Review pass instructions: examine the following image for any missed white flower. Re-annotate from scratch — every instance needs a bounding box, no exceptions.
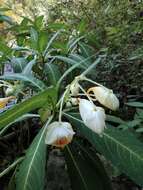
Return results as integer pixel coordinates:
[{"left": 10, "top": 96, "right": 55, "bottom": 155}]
[
  {"left": 88, "top": 86, "right": 119, "bottom": 111},
  {"left": 5, "top": 86, "right": 14, "bottom": 96},
  {"left": 45, "top": 121, "right": 75, "bottom": 148},
  {"left": 79, "top": 99, "right": 106, "bottom": 135},
  {"left": 70, "top": 81, "right": 79, "bottom": 96}
]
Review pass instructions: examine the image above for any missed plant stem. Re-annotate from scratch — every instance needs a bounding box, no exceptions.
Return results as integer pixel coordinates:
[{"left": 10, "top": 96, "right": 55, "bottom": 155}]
[
  {"left": 58, "top": 87, "right": 69, "bottom": 122},
  {"left": 80, "top": 57, "right": 101, "bottom": 76},
  {"left": 0, "top": 157, "right": 24, "bottom": 178},
  {"left": 82, "top": 77, "right": 104, "bottom": 87},
  {"left": 78, "top": 84, "right": 93, "bottom": 103}
]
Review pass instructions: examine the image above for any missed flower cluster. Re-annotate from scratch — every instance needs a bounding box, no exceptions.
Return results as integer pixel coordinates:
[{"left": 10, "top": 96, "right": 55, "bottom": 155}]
[
  {"left": 45, "top": 76, "right": 119, "bottom": 148},
  {"left": 79, "top": 85, "right": 119, "bottom": 135}
]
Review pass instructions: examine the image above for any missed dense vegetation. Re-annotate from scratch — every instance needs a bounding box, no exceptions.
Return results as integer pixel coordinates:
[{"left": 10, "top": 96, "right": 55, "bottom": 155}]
[{"left": 0, "top": 1, "right": 143, "bottom": 190}]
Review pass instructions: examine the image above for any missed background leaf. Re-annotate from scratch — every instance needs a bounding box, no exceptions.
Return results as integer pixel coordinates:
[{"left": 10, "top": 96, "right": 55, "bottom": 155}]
[
  {"left": 125, "top": 102, "right": 143, "bottom": 108},
  {"left": 65, "top": 112, "right": 143, "bottom": 187},
  {"left": 0, "top": 87, "right": 57, "bottom": 129},
  {"left": 16, "top": 117, "right": 53, "bottom": 190},
  {"left": 0, "top": 73, "right": 46, "bottom": 90},
  {"left": 64, "top": 142, "right": 113, "bottom": 190}
]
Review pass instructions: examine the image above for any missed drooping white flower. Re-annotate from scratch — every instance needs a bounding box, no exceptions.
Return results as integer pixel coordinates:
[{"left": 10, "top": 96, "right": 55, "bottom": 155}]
[
  {"left": 79, "top": 99, "right": 106, "bottom": 135},
  {"left": 45, "top": 121, "right": 75, "bottom": 148},
  {"left": 88, "top": 86, "right": 119, "bottom": 111}
]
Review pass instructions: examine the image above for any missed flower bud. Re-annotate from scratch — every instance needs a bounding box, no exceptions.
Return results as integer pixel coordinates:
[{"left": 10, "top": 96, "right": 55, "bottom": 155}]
[
  {"left": 70, "top": 81, "right": 79, "bottom": 96},
  {"left": 79, "top": 99, "right": 106, "bottom": 135},
  {"left": 66, "top": 101, "right": 72, "bottom": 108},
  {"left": 88, "top": 86, "right": 119, "bottom": 111},
  {"left": 45, "top": 121, "right": 75, "bottom": 148},
  {"left": 5, "top": 86, "right": 15, "bottom": 96},
  {"left": 71, "top": 98, "right": 78, "bottom": 105}
]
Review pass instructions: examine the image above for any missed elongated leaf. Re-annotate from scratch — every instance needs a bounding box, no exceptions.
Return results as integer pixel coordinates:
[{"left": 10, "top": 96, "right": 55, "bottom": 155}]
[
  {"left": 45, "top": 63, "right": 61, "bottom": 85},
  {"left": 0, "top": 73, "right": 46, "bottom": 90},
  {"left": 23, "top": 58, "right": 36, "bottom": 75},
  {"left": 11, "top": 57, "right": 27, "bottom": 73},
  {"left": 47, "top": 23, "right": 68, "bottom": 30},
  {"left": 0, "top": 15, "right": 13, "bottom": 24},
  {"left": 16, "top": 117, "right": 53, "bottom": 190},
  {"left": 67, "top": 36, "right": 84, "bottom": 52},
  {"left": 125, "top": 102, "right": 143, "bottom": 108},
  {"left": 0, "top": 87, "right": 57, "bottom": 129},
  {"left": 44, "top": 30, "right": 61, "bottom": 56},
  {"left": 30, "top": 27, "right": 38, "bottom": 50},
  {"left": 0, "top": 114, "right": 40, "bottom": 136},
  {"left": 78, "top": 42, "right": 94, "bottom": 59},
  {"left": 106, "top": 114, "right": 125, "bottom": 124},
  {"left": 38, "top": 31, "right": 49, "bottom": 53},
  {"left": 0, "top": 157, "right": 24, "bottom": 178},
  {"left": 64, "top": 142, "right": 112, "bottom": 190},
  {"left": 69, "top": 54, "right": 89, "bottom": 68},
  {"left": 34, "top": 16, "right": 44, "bottom": 29},
  {"left": 64, "top": 112, "right": 143, "bottom": 186},
  {"left": 53, "top": 55, "right": 86, "bottom": 69}
]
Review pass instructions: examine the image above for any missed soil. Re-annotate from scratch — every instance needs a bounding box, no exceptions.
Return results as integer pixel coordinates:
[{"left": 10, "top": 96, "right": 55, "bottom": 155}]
[{"left": 45, "top": 149, "right": 72, "bottom": 190}]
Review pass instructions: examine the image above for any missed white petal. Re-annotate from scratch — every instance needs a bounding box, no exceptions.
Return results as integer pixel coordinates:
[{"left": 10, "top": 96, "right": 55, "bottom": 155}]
[
  {"left": 89, "top": 86, "right": 119, "bottom": 111},
  {"left": 79, "top": 99, "right": 106, "bottom": 135},
  {"left": 45, "top": 121, "right": 75, "bottom": 147},
  {"left": 79, "top": 99, "right": 95, "bottom": 123},
  {"left": 85, "top": 108, "right": 106, "bottom": 134}
]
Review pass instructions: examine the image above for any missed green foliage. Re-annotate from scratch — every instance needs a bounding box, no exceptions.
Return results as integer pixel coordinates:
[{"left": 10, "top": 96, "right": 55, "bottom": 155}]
[
  {"left": 16, "top": 117, "right": 52, "bottom": 190},
  {"left": 0, "top": 2, "right": 143, "bottom": 189},
  {"left": 64, "top": 112, "right": 143, "bottom": 186},
  {"left": 0, "top": 87, "right": 57, "bottom": 129},
  {"left": 64, "top": 142, "right": 113, "bottom": 190}
]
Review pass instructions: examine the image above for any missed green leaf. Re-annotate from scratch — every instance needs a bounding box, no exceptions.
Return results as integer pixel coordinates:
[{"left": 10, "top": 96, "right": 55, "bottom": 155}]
[
  {"left": 11, "top": 57, "right": 27, "bottom": 73},
  {"left": 64, "top": 112, "right": 143, "bottom": 187},
  {"left": 0, "top": 114, "right": 40, "bottom": 136},
  {"left": 0, "top": 15, "right": 13, "bottom": 24},
  {"left": 16, "top": 117, "right": 53, "bottom": 190},
  {"left": 106, "top": 115, "right": 125, "bottom": 124},
  {"left": 30, "top": 27, "right": 38, "bottom": 50},
  {"left": 45, "top": 62, "right": 61, "bottom": 85},
  {"left": 34, "top": 16, "right": 44, "bottom": 30},
  {"left": 0, "top": 73, "right": 46, "bottom": 90},
  {"left": 23, "top": 58, "right": 36, "bottom": 75},
  {"left": 77, "top": 20, "right": 88, "bottom": 34},
  {"left": 43, "top": 30, "right": 61, "bottom": 56},
  {"left": 64, "top": 142, "right": 112, "bottom": 190},
  {"left": 69, "top": 54, "right": 90, "bottom": 68},
  {"left": 0, "top": 40, "right": 12, "bottom": 55},
  {"left": 54, "top": 55, "right": 86, "bottom": 69},
  {"left": 125, "top": 102, "right": 143, "bottom": 108},
  {"left": 67, "top": 36, "right": 84, "bottom": 52},
  {"left": 38, "top": 31, "right": 49, "bottom": 53},
  {"left": 136, "top": 128, "right": 143, "bottom": 133},
  {"left": 47, "top": 23, "right": 68, "bottom": 30},
  {"left": 118, "top": 119, "right": 141, "bottom": 130},
  {"left": 0, "top": 157, "right": 24, "bottom": 178},
  {"left": 0, "top": 87, "right": 57, "bottom": 129},
  {"left": 78, "top": 42, "right": 94, "bottom": 59}
]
